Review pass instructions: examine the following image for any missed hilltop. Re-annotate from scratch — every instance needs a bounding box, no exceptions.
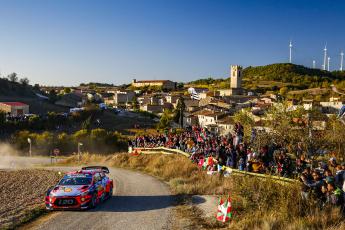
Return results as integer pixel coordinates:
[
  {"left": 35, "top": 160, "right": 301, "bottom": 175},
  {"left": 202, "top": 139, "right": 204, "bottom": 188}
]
[
  {"left": 188, "top": 63, "right": 345, "bottom": 93},
  {"left": 0, "top": 77, "right": 68, "bottom": 114},
  {"left": 0, "top": 78, "right": 36, "bottom": 97}
]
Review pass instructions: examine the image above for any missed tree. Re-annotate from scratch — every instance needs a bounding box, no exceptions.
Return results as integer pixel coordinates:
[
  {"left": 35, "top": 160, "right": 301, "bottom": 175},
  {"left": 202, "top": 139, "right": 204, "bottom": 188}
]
[
  {"left": 64, "top": 88, "right": 71, "bottom": 94},
  {"left": 82, "top": 116, "right": 92, "bottom": 131},
  {"left": 0, "top": 111, "right": 6, "bottom": 126},
  {"left": 177, "top": 82, "right": 184, "bottom": 90},
  {"left": 13, "top": 130, "right": 32, "bottom": 149},
  {"left": 263, "top": 103, "right": 304, "bottom": 148},
  {"left": 321, "top": 81, "right": 330, "bottom": 88},
  {"left": 28, "top": 115, "right": 42, "bottom": 130},
  {"left": 19, "top": 77, "right": 29, "bottom": 86},
  {"left": 7, "top": 73, "right": 18, "bottom": 82},
  {"left": 90, "top": 128, "right": 107, "bottom": 142},
  {"left": 325, "top": 116, "right": 345, "bottom": 159},
  {"left": 132, "top": 96, "right": 139, "bottom": 111},
  {"left": 73, "top": 129, "right": 89, "bottom": 143},
  {"left": 258, "top": 103, "right": 327, "bottom": 158},
  {"left": 57, "top": 132, "right": 70, "bottom": 152},
  {"left": 36, "top": 131, "right": 54, "bottom": 151},
  {"left": 48, "top": 90, "right": 58, "bottom": 103},
  {"left": 33, "top": 84, "right": 40, "bottom": 91},
  {"left": 279, "top": 87, "right": 288, "bottom": 95},
  {"left": 157, "top": 110, "right": 173, "bottom": 129},
  {"left": 233, "top": 109, "right": 254, "bottom": 141},
  {"left": 174, "top": 97, "right": 186, "bottom": 128}
]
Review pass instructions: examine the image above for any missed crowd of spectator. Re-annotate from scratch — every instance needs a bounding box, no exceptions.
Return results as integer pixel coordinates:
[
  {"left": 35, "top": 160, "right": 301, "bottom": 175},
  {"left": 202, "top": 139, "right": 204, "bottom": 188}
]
[
  {"left": 129, "top": 124, "right": 345, "bottom": 212},
  {"left": 130, "top": 124, "right": 299, "bottom": 176}
]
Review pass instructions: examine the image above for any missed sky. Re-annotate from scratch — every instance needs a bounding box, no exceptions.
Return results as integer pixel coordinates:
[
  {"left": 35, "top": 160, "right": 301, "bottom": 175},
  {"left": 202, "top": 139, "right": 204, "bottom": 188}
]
[{"left": 0, "top": 0, "right": 344, "bottom": 86}]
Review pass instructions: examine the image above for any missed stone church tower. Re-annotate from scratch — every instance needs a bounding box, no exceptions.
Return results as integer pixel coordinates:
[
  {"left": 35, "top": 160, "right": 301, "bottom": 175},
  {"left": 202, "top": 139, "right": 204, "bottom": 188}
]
[{"left": 230, "top": 65, "right": 243, "bottom": 95}]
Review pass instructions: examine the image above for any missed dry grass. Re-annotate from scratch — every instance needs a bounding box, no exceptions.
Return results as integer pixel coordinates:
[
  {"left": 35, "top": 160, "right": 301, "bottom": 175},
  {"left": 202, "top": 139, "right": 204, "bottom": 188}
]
[{"left": 61, "top": 153, "right": 344, "bottom": 230}]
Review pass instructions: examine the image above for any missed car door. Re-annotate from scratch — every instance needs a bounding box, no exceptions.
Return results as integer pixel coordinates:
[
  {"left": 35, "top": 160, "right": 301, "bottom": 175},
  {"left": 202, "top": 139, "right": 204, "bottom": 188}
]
[
  {"left": 94, "top": 173, "right": 103, "bottom": 198},
  {"left": 100, "top": 172, "right": 108, "bottom": 194}
]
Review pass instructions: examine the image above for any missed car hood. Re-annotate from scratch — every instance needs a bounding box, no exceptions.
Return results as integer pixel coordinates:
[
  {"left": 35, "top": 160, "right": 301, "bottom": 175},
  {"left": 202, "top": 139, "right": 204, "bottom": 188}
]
[{"left": 51, "top": 185, "right": 89, "bottom": 197}]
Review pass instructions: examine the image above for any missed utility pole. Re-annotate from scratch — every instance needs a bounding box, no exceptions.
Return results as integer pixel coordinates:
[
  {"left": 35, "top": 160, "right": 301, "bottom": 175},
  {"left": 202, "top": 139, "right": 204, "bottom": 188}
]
[
  {"left": 27, "top": 138, "right": 32, "bottom": 157},
  {"left": 78, "top": 142, "right": 83, "bottom": 163}
]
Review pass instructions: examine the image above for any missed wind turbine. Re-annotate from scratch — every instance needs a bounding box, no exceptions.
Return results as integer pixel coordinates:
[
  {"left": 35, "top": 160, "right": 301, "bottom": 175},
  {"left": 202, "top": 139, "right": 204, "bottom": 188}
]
[
  {"left": 327, "top": 56, "right": 331, "bottom": 71},
  {"left": 289, "top": 40, "right": 293, "bottom": 63},
  {"left": 341, "top": 51, "right": 344, "bottom": 71},
  {"left": 312, "top": 60, "right": 316, "bottom": 69},
  {"left": 323, "top": 44, "right": 327, "bottom": 70}
]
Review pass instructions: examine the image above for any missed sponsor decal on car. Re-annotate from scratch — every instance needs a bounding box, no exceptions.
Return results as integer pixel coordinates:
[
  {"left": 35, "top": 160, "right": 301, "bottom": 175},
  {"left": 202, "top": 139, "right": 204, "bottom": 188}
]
[
  {"left": 64, "top": 187, "right": 72, "bottom": 192},
  {"left": 67, "top": 174, "right": 89, "bottom": 178}
]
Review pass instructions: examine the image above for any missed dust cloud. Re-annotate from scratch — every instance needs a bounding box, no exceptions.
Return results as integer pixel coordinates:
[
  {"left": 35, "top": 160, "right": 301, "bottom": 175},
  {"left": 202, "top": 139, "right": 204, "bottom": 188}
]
[
  {"left": 0, "top": 143, "right": 52, "bottom": 169},
  {"left": 0, "top": 143, "right": 19, "bottom": 169},
  {"left": 0, "top": 143, "right": 27, "bottom": 169}
]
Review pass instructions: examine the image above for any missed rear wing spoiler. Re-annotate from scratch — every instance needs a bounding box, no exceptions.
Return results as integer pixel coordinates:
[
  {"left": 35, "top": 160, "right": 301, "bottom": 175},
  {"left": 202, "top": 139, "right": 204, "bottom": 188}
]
[{"left": 82, "top": 166, "right": 110, "bottom": 174}]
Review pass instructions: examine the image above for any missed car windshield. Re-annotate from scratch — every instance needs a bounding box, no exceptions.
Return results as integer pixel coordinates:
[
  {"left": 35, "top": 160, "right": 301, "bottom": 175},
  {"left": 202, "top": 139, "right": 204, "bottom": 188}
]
[{"left": 59, "top": 174, "right": 92, "bottom": 185}]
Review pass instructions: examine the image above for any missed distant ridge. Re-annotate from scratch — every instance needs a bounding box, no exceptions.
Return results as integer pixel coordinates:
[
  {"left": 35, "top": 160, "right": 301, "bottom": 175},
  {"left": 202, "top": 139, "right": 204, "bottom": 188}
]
[
  {"left": 188, "top": 63, "right": 345, "bottom": 90},
  {"left": 242, "top": 63, "right": 344, "bottom": 82},
  {"left": 0, "top": 78, "right": 36, "bottom": 97}
]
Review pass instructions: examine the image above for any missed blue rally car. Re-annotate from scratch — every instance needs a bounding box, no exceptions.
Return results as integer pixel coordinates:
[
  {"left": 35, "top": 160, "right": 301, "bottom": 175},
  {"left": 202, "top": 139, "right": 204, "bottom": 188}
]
[{"left": 45, "top": 166, "right": 113, "bottom": 210}]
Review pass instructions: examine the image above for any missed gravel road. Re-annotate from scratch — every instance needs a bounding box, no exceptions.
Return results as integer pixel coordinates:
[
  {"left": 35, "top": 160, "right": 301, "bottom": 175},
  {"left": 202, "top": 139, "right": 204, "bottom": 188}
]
[{"left": 33, "top": 167, "right": 173, "bottom": 230}]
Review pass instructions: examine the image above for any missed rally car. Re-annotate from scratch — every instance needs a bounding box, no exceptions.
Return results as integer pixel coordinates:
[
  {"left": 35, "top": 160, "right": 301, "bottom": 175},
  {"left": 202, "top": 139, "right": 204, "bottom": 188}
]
[{"left": 45, "top": 166, "right": 113, "bottom": 210}]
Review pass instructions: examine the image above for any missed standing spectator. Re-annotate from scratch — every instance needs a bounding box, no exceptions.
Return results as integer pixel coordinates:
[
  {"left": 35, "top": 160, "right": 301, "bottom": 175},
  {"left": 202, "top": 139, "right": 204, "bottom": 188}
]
[
  {"left": 301, "top": 171, "right": 325, "bottom": 203},
  {"left": 216, "top": 144, "right": 227, "bottom": 167},
  {"left": 329, "top": 158, "right": 338, "bottom": 175},
  {"left": 226, "top": 144, "right": 237, "bottom": 168},
  {"left": 324, "top": 177, "right": 344, "bottom": 210},
  {"left": 250, "top": 128, "right": 256, "bottom": 144},
  {"left": 237, "top": 144, "right": 247, "bottom": 171},
  {"left": 295, "top": 142, "right": 304, "bottom": 158},
  {"left": 335, "top": 165, "right": 345, "bottom": 191},
  {"left": 233, "top": 122, "right": 244, "bottom": 147}
]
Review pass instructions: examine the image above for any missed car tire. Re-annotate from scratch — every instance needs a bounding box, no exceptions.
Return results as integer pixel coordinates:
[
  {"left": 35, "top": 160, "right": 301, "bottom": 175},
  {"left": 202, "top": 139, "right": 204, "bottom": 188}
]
[
  {"left": 107, "top": 186, "right": 113, "bottom": 199},
  {"left": 89, "top": 193, "right": 97, "bottom": 209}
]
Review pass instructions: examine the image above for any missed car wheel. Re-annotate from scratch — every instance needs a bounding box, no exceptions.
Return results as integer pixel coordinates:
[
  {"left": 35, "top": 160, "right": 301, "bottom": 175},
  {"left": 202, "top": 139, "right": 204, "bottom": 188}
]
[
  {"left": 89, "top": 193, "right": 97, "bottom": 209},
  {"left": 107, "top": 186, "right": 113, "bottom": 199}
]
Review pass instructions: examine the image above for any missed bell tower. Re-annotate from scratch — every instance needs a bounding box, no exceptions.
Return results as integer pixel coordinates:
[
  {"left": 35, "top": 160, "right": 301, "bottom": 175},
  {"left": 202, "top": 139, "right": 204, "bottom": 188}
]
[{"left": 230, "top": 65, "right": 243, "bottom": 95}]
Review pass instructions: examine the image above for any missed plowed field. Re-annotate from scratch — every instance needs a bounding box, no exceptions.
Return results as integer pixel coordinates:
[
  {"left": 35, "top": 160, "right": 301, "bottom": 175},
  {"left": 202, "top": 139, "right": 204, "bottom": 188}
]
[{"left": 0, "top": 170, "right": 61, "bottom": 229}]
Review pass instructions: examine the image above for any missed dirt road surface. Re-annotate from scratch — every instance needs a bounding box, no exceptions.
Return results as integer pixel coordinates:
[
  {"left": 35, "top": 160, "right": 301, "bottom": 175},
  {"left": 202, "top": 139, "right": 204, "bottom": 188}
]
[{"left": 30, "top": 167, "right": 173, "bottom": 230}]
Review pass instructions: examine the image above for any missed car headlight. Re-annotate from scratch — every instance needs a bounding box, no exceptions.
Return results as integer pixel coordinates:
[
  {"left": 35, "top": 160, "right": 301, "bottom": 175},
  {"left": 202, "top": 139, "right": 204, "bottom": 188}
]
[
  {"left": 48, "top": 193, "right": 54, "bottom": 202},
  {"left": 80, "top": 191, "right": 89, "bottom": 202},
  {"left": 80, "top": 191, "right": 89, "bottom": 197}
]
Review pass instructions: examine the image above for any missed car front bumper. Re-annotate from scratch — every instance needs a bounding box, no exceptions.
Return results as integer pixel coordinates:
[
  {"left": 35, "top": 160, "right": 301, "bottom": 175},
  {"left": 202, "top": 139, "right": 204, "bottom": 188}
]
[{"left": 45, "top": 195, "right": 91, "bottom": 210}]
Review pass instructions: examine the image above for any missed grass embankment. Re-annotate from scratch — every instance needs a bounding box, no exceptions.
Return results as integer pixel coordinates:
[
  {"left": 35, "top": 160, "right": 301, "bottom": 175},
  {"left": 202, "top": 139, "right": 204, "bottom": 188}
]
[
  {"left": 0, "top": 169, "right": 61, "bottom": 230},
  {"left": 62, "top": 153, "right": 345, "bottom": 230}
]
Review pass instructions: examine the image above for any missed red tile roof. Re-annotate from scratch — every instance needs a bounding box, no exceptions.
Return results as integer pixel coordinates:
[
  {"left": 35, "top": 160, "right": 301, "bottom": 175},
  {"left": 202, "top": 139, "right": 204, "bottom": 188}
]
[
  {"left": 0, "top": 102, "right": 28, "bottom": 106},
  {"left": 192, "top": 110, "right": 226, "bottom": 117}
]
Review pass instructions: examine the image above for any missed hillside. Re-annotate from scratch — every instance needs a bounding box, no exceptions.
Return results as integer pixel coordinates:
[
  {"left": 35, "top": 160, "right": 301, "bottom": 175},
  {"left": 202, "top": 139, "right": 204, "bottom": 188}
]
[
  {"left": 188, "top": 63, "right": 345, "bottom": 92},
  {"left": 243, "top": 63, "right": 345, "bottom": 88},
  {"left": 0, "top": 78, "right": 69, "bottom": 114},
  {"left": 243, "top": 63, "right": 334, "bottom": 81},
  {"left": 0, "top": 78, "right": 36, "bottom": 97}
]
